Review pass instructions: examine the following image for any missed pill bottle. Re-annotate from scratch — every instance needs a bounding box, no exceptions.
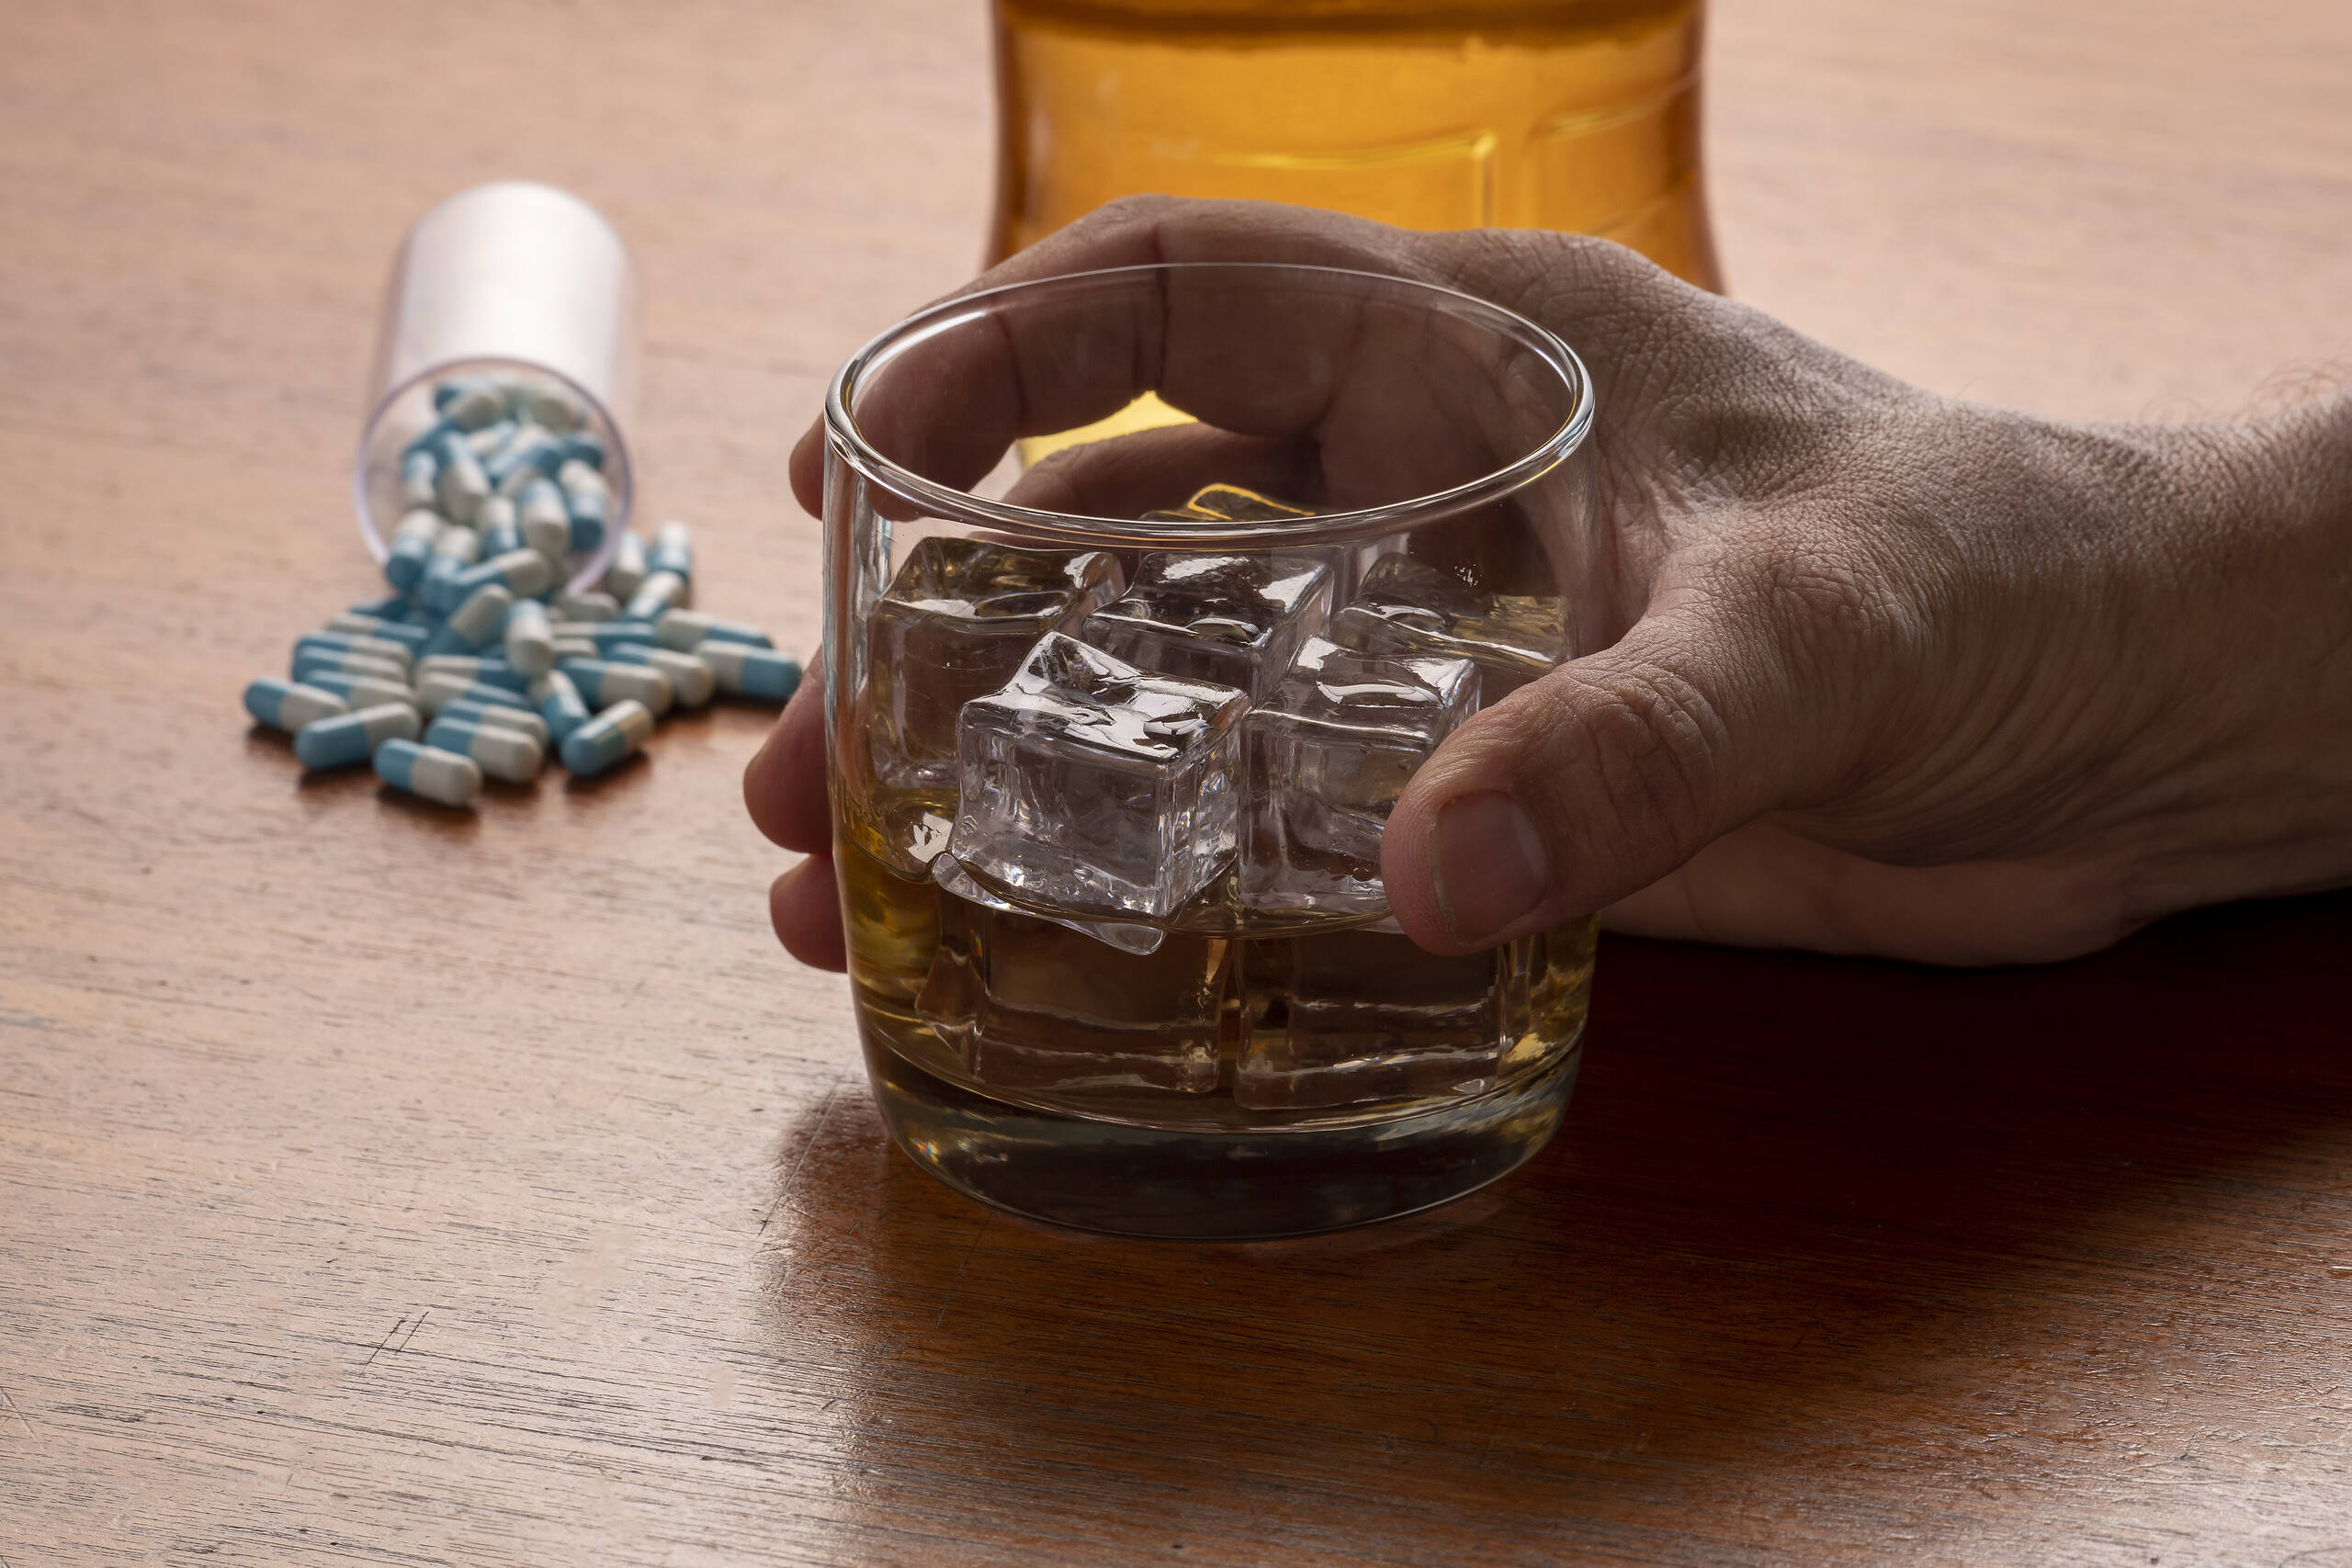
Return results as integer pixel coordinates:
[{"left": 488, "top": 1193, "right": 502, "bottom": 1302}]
[{"left": 354, "top": 181, "right": 639, "bottom": 587}]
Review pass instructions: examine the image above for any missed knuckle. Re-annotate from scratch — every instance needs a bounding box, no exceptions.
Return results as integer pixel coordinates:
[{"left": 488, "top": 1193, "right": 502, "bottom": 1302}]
[
  {"left": 1697, "top": 519, "right": 1927, "bottom": 684},
  {"left": 1659, "top": 387, "right": 1825, "bottom": 496},
  {"left": 1743, "top": 536, "right": 1905, "bottom": 645},
  {"left": 1419, "top": 229, "right": 1689, "bottom": 333},
  {"left": 1052, "top": 194, "right": 1184, "bottom": 260},
  {"left": 1087, "top": 193, "right": 1181, "bottom": 229}
]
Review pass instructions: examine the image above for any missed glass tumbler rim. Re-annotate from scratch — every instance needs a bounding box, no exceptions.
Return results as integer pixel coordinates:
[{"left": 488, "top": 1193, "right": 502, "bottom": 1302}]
[{"left": 822, "top": 260, "right": 1595, "bottom": 548}]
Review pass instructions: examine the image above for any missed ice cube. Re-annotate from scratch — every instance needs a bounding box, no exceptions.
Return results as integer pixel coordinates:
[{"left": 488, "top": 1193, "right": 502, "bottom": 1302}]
[
  {"left": 1236, "top": 919, "right": 1597, "bottom": 1110},
  {"left": 1238, "top": 637, "right": 1479, "bottom": 919},
  {"left": 1234, "top": 928, "right": 1510, "bottom": 1110},
  {"left": 865, "top": 536, "right": 1124, "bottom": 790},
  {"left": 1177, "top": 485, "right": 1396, "bottom": 603},
  {"left": 851, "top": 785, "right": 958, "bottom": 881},
  {"left": 916, "top": 886, "right": 1227, "bottom": 1094},
  {"left": 1082, "top": 551, "right": 1333, "bottom": 700},
  {"left": 1325, "top": 535, "right": 1407, "bottom": 604},
  {"left": 933, "top": 852, "right": 1165, "bottom": 955},
  {"left": 1141, "top": 482, "right": 1391, "bottom": 602},
  {"left": 1331, "top": 553, "right": 1566, "bottom": 704},
  {"left": 948, "top": 632, "right": 1248, "bottom": 923}
]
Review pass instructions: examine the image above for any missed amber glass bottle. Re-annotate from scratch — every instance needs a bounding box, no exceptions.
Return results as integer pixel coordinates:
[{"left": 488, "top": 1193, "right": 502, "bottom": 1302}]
[{"left": 988, "top": 0, "right": 1722, "bottom": 288}]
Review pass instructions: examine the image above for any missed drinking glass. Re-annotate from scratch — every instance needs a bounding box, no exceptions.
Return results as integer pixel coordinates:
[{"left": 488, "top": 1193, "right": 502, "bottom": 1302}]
[{"left": 820, "top": 262, "right": 1599, "bottom": 1237}]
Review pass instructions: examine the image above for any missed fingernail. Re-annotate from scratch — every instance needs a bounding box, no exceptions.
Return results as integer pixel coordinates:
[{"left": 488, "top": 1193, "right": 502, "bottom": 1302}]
[{"left": 1431, "top": 791, "right": 1551, "bottom": 944}]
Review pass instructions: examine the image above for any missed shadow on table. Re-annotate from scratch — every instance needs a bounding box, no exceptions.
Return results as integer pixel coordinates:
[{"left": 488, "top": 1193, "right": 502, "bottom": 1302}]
[{"left": 753, "top": 892, "right": 2352, "bottom": 1563}]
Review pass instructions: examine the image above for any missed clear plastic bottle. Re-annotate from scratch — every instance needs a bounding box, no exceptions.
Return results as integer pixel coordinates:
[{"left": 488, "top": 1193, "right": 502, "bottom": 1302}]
[{"left": 354, "top": 182, "right": 639, "bottom": 585}]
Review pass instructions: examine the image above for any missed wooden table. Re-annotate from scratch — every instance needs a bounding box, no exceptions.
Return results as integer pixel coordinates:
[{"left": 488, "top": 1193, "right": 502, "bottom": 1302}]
[{"left": 6, "top": 2, "right": 2350, "bottom": 1562}]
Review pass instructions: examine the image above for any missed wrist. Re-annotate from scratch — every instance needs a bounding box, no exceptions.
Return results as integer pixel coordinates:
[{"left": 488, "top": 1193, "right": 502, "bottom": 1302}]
[
  {"left": 2245, "top": 389, "right": 2352, "bottom": 559},
  {"left": 2115, "top": 390, "right": 2352, "bottom": 916}
]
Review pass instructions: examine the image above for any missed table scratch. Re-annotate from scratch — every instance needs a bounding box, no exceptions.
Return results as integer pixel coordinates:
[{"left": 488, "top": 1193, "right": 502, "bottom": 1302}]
[
  {"left": 359, "top": 1316, "right": 407, "bottom": 1368},
  {"left": 933, "top": 1213, "right": 992, "bottom": 1330},
  {"left": 758, "top": 1079, "right": 841, "bottom": 1241}
]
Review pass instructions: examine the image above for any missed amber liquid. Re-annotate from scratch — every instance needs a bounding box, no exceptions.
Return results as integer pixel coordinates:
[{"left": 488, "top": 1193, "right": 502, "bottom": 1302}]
[
  {"left": 989, "top": 0, "right": 1722, "bottom": 288},
  {"left": 840, "top": 817, "right": 1597, "bottom": 1134}
]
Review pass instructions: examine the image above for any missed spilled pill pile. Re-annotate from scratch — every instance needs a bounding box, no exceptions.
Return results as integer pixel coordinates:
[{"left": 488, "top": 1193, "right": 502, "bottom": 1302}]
[{"left": 243, "top": 372, "right": 801, "bottom": 808}]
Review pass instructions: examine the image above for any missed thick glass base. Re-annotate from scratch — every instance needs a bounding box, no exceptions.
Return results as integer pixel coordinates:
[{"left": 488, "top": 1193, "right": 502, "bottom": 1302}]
[{"left": 861, "top": 1028, "right": 1582, "bottom": 1239}]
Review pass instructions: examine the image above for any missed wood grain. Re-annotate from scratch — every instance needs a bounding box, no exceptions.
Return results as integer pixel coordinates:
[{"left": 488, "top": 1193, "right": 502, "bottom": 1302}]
[{"left": 4, "top": 1, "right": 2350, "bottom": 1562}]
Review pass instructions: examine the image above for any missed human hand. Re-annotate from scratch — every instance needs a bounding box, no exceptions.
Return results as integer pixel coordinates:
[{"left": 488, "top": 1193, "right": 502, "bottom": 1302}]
[{"left": 748, "top": 197, "right": 2352, "bottom": 969}]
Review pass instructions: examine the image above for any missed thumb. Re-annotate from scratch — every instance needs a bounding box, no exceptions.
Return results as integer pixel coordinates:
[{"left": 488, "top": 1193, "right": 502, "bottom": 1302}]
[{"left": 1380, "top": 609, "right": 1816, "bottom": 954}]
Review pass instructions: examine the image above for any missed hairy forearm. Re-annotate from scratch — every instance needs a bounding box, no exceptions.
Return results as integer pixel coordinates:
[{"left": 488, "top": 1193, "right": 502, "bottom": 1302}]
[{"left": 1694, "top": 382, "right": 2352, "bottom": 942}]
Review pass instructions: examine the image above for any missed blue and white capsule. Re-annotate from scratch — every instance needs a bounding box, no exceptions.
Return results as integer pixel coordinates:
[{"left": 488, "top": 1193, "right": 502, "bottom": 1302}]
[
  {"left": 476, "top": 493, "right": 523, "bottom": 558},
  {"left": 610, "top": 645, "right": 715, "bottom": 707},
  {"left": 604, "top": 530, "right": 647, "bottom": 601},
  {"left": 646, "top": 521, "right": 693, "bottom": 581},
  {"left": 301, "top": 671, "right": 416, "bottom": 711},
  {"left": 323, "top": 615, "right": 430, "bottom": 652},
  {"left": 439, "top": 697, "right": 549, "bottom": 745},
  {"left": 384, "top": 507, "right": 442, "bottom": 590},
  {"left": 450, "top": 548, "right": 553, "bottom": 604},
  {"left": 399, "top": 450, "right": 438, "bottom": 511},
  {"left": 559, "top": 699, "right": 655, "bottom": 777},
  {"left": 292, "top": 647, "right": 410, "bottom": 687},
  {"left": 655, "top": 609, "right": 773, "bottom": 651},
  {"left": 420, "top": 525, "right": 485, "bottom": 614},
  {"left": 519, "top": 479, "right": 571, "bottom": 562},
  {"left": 551, "top": 619, "right": 659, "bottom": 655},
  {"left": 701, "top": 643, "right": 802, "bottom": 703},
  {"left": 418, "top": 654, "right": 528, "bottom": 693},
  {"left": 424, "top": 582, "right": 515, "bottom": 656},
  {"left": 373, "top": 739, "right": 482, "bottom": 807},
  {"left": 558, "top": 459, "right": 607, "bottom": 551},
  {"left": 435, "top": 376, "right": 500, "bottom": 416},
  {"left": 294, "top": 630, "right": 413, "bottom": 671},
  {"left": 559, "top": 657, "right": 673, "bottom": 716},
  {"left": 623, "top": 570, "right": 686, "bottom": 623},
  {"left": 503, "top": 598, "right": 555, "bottom": 677},
  {"left": 530, "top": 669, "right": 591, "bottom": 740},
  {"left": 243, "top": 678, "right": 348, "bottom": 733},
  {"left": 326, "top": 609, "right": 397, "bottom": 637},
  {"left": 519, "top": 382, "right": 587, "bottom": 433},
  {"left": 431, "top": 431, "right": 491, "bottom": 524},
  {"left": 403, "top": 415, "right": 458, "bottom": 458},
  {"left": 486, "top": 428, "right": 565, "bottom": 493},
  {"left": 554, "top": 591, "right": 618, "bottom": 623},
  {"left": 417, "top": 671, "right": 531, "bottom": 716},
  {"left": 465, "top": 417, "right": 518, "bottom": 457},
  {"left": 295, "top": 701, "right": 421, "bottom": 771},
  {"left": 424, "top": 716, "right": 546, "bottom": 784},
  {"left": 436, "top": 379, "right": 509, "bottom": 431}
]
